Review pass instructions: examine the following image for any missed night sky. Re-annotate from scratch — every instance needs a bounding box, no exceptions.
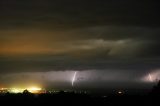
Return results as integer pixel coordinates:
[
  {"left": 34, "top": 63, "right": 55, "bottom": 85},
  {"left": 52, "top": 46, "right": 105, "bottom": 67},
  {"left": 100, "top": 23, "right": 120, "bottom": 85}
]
[{"left": 0, "top": 0, "right": 160, "bottom": 90}]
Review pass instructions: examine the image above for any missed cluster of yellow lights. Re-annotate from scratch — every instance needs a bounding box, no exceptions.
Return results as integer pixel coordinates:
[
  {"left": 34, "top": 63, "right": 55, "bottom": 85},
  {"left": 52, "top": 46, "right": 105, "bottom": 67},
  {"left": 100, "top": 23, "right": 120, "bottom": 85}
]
[
  {"left": 11, "top": 88, "right": 24, "bottom": 93},
  {"left": 27, "top": 87, "right": 42, "bottom": 93},
  {"left": 0, "top": 87, "right": 42, "bottom": 93}
]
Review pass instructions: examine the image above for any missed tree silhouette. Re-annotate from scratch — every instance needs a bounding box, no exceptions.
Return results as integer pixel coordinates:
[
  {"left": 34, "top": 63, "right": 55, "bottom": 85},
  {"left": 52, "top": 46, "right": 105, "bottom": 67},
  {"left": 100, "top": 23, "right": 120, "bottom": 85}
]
[{"left": 23, "top": 89, "right": 31, "bottom": 95}]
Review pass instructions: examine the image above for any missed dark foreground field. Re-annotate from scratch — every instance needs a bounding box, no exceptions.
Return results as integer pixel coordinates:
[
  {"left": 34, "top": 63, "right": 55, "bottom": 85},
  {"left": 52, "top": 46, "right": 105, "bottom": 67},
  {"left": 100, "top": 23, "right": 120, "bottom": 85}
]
[{"left": 0, "top": 92, "right": 159, "bottom": 106}]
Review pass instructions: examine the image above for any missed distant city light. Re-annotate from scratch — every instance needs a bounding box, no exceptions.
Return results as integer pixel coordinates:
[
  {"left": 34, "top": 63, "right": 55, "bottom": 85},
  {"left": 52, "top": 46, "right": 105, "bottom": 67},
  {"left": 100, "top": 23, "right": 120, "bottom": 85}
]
[
  {"left": 0, "top": 86, "right": 43, "bottom": 94},
  {"left": 28, "top": 87, "right": 41, "bottom": 91},
  {"left": 10, "top": 88, "right": 24, "bottom": 93},
  {"left": 118, "top": 91, "right": 122, "bottom": 94},
  {"left": 27, "top": 87, "right": 42, "bottom": 93},
  {"left": 116, "top": 90, "right": 125, "bottom": 95}
]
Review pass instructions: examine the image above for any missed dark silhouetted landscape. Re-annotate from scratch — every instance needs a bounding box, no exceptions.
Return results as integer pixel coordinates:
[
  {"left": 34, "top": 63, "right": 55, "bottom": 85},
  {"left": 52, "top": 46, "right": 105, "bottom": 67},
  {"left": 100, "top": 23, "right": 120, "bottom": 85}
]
[{"left": 0, "top": 81, "right": 160, "bottom": 106}]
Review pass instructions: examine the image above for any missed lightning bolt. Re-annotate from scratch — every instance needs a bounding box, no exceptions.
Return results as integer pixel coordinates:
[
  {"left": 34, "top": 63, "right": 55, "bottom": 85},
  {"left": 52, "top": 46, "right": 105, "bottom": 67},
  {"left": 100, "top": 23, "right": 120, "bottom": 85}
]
[
  {"left": 149, "top": 74, "right": 153, "bottom": 82},
  {"left": 72, "top": 71, "right": 77, "bottom": 87}
]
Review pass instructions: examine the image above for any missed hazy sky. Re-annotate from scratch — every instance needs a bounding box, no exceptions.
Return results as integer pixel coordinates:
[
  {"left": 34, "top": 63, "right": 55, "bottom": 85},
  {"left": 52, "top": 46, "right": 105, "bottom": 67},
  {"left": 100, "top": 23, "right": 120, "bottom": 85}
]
[{"left": 0, "top": 0, "right": 160, "bottom": 89}]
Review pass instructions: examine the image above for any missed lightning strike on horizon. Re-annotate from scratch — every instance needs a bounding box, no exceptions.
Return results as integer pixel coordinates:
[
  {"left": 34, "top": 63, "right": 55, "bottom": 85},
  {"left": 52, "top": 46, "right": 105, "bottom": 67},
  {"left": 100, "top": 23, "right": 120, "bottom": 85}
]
[
  {"left": 72, "top": 71, "right": 77, "bottom": 87},
  {"left": 149, "top": 74, "right": 153, "bottom": 82}
]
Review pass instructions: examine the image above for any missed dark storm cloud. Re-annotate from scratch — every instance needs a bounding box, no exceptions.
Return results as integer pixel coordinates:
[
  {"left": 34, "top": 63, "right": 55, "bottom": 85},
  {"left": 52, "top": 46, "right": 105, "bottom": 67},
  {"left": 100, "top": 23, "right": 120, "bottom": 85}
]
[
  {"left": 0, "top": 27, "right": 160, "bottom": 74},
  {"left": 0, "top": 54, "right": 160, "bottom": 74},
  {"left": 0, "top": 0, "right": 159, "bottom": 29},
  {"left": 0, "top": 26, "right": 160, "bottom": 57}
]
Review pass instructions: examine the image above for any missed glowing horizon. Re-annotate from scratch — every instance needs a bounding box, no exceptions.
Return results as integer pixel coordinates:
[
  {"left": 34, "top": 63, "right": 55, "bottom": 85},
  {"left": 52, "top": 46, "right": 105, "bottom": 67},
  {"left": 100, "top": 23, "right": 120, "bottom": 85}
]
[{"left": 0, "top": 86, "right": 43, "bottom": 93}]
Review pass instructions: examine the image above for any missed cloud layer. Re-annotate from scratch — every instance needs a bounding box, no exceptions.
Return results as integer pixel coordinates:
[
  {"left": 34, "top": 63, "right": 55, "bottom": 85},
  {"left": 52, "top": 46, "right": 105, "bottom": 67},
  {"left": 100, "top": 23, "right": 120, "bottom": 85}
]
[{"left": 0, "top": 0, "right": 160, "bottom": 89}]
